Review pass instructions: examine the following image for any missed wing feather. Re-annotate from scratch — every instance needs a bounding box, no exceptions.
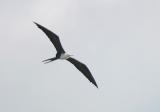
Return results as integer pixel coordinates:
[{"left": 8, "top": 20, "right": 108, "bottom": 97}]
[
  {"left": 67, "top": 57, "right": 98, "bottom": 88},
  {"left": 34, "top": 22, "right": 65, "bottom": 53}
]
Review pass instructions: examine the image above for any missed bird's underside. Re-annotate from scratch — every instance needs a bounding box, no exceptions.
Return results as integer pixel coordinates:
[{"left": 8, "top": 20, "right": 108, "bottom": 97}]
[{"left": 34, "top": 22, "right": 98, "bottom": 88}]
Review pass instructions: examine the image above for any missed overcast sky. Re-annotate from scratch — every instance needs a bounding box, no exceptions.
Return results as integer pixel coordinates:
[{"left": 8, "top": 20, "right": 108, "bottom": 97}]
[{"left": 0, "top": 0, "right": 160, "bottom": 112}]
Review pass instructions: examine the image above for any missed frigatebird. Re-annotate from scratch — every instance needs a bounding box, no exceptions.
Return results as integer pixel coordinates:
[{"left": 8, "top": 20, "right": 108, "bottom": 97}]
[{"left": 34, "top": 22, "right": 98, "bottom": 88}]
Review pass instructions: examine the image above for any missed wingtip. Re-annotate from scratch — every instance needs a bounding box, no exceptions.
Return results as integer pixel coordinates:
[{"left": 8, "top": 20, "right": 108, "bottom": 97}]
[
  {"left": 33, "top": 21, "right": 37, "bottom": 24},
  {"left": 94, "top": 84, "right": 99, "bottom": 88},
  {"left": 33, "top": 21, "right": 39, "bottom": 27},
  {"left": 92, "top": 82, "right": 98, "bottom": 88}
]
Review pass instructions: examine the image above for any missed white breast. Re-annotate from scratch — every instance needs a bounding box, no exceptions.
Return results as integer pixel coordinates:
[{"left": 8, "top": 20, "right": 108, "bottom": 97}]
[{"left": 60, "top": 53, "right": 70, "bottom": 60}]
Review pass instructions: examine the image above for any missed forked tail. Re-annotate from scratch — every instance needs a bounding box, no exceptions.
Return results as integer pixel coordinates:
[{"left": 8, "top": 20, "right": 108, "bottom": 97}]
[{"left": 42, "top": 57, "right": 58, "bottom": 64}]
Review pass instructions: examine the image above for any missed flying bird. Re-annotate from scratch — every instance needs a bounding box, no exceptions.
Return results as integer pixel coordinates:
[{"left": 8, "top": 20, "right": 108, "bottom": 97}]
[{"left": 34, "top": 22, "right": 98, "bottom": 88}]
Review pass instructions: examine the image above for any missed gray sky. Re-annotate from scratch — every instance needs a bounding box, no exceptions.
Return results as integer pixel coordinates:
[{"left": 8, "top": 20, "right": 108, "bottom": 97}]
[{"left": 0, "top": 0, "right": 160, "bottom": 112}]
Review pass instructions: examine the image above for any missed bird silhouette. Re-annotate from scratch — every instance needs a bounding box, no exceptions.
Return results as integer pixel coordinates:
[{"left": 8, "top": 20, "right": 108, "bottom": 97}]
[{"left": 34, "top": 22, "right": 98, "bottom": 88}]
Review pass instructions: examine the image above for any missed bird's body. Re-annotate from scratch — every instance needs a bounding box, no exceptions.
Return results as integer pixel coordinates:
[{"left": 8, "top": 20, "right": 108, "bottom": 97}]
[
  {"left": 60, "top": 53, "right": 71, "bottom": 60},
  {"left": 34, "top": 22, "right": 98, "bottom": 88}
]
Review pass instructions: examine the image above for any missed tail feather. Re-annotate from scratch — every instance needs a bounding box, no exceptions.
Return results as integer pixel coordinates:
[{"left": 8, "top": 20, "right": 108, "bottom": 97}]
[{"left": 42, "top": 57, "right": 57, "bottom": 64}]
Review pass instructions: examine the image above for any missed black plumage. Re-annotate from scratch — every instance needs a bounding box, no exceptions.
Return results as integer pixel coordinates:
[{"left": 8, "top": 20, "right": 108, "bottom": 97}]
[
  {"left": 34, "top": 22, "right": 65, "bottom": 57},
  {"left": 34, "top": 22, "right": 98, "bottom": 88},
  {"left": 67, "top": 57, "right": 98, "bottom": 88}
]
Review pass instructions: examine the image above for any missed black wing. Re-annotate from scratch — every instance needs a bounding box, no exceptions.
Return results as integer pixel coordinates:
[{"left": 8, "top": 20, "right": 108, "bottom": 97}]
[
  {"left": 67, "top": 57, "right": 98, "bottom": 88},
  {"left": 34, "top": 22, "right": 65, "bottom": 54}
]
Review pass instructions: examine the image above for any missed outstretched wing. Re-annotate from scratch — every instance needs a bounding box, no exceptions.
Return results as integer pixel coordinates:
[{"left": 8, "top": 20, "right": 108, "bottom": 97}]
[
  {"left": 67, "top": 57, "right": 98, "bottom": 88},
  {"left": 34, "top": 22, "right": 65, "bottom": 54}
]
